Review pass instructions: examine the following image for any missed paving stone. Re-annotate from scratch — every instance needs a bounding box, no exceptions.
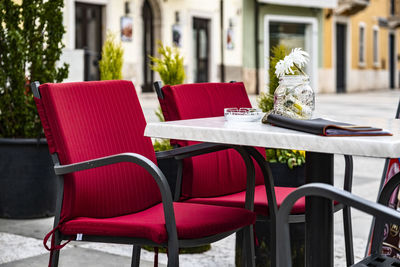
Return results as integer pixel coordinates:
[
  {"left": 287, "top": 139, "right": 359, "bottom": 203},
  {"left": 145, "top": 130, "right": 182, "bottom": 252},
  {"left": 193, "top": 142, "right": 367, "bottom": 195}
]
[
  {"left": 0, "top": 232, "right": 50, "bottom": 264},
  {"left": 0, "top": 217, "right": 53, "bottom": 240},
  {"left": 0, "top": 247, "right": 155, "bottom": 267},
  {"left": 2, "top": 90, "right": 400, "bottom": 266}
]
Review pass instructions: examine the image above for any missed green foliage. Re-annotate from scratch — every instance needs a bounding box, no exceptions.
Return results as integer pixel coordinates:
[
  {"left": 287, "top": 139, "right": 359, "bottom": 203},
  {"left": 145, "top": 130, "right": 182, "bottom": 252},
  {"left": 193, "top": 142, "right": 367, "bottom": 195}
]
[
  {"left": 154, "top": 106, "right": 165, "bottom": 122},
  {"left": 99, "top": 32, "right": 124, "bottom": 80},
  {"left": 257, "top": 45, "right": 287, "bottom": 113},
  {"left": 0, "top": 0, "right": 69, "bottom": 138},
  {"left": 152, "top": 139, "right": 173, "bottom": 152},
  {"left": 149, "top": 42, "right": 185, "bottom": 86},
  {"left": 143, "top": 244, "right": 211, "bottom": 254},
  {"left": 149, "top": 42, "right": 186, "bottom": 150},
  {"left": 265, "top": 149, "right": 305, "bottom": 169},
  {"left": 257, "top": 92, "right": 274, "bottom": 113},
  {"left": 268, "top": 44, "right": 287, "bottom": 95},
  {"left": 257, "top": 44, "right": 305, "bottom": 168}
]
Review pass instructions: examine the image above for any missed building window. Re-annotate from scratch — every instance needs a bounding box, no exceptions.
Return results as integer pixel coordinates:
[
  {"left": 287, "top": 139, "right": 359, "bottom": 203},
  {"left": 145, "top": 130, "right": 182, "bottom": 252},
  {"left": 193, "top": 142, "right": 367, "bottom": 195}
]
[
  {"left": 359, "top": 23, "right": 366, "bottom": 66},
  {"left": 373, "top": 26, "right": 379, "bottom": 67},
  {"left": 391, "top": 0, "right": 395, "bottom": 15}
]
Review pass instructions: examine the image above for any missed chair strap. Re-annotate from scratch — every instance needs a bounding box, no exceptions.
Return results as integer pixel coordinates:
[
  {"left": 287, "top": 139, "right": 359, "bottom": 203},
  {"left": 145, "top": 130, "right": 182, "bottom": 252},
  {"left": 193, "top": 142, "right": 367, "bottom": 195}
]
[
  {"left": 253, "top": 224, "right": 259, "bottom": 247},
  {"left": 43, "top": 224, "right": 73, "bottom": 267}
]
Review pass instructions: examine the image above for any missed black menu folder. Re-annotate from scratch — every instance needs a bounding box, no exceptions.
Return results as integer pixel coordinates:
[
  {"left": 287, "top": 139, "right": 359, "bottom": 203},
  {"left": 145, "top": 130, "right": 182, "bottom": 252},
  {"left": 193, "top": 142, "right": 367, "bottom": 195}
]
[{"left": 266, "top": 114, "right": 392, "bottom": 136}]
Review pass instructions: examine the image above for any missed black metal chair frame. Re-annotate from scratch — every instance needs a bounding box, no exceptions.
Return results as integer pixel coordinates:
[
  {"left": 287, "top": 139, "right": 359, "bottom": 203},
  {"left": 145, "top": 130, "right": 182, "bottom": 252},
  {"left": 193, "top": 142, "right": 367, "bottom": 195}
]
[
  {"left": 154, "top": 81, "right": 356, "bottom": 266},
  {"left": 277, "top": 173, "right": 400, "bottom": 267},
  {"left": 32, "top": 82, "right": 257, "bottom": 267}
]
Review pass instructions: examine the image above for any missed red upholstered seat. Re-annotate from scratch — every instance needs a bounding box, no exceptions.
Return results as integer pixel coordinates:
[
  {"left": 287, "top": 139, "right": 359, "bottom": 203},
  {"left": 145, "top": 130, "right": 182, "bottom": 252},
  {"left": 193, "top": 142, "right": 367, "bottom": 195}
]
[
  {"left": 61, "top": 202, "right": 256, "bottom": 244},
  {"left": 34, "top": 80, "right": 256, "bottom": 266},
  {"left": 158, "top": 82, "right": 306, "bottom": 215},
  {"left": 159, "top": 82, "right": 266, "bottom": 198},
  {"left": 185, "top": 185, "right": 306, "bottom": 216},
  {"left": 36, "top": 81, "right": 162, "bottom": 222}
]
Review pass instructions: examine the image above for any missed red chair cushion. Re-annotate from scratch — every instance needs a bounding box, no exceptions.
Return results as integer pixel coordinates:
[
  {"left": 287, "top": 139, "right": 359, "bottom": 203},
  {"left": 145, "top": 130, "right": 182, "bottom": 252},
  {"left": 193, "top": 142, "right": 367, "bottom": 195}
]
[
  {"left": 35, "top": 81, "right": 161, "bottom": 221},
  {"left": 60, "top": 202, "right": 256, "bottom": 244},
  {"left": 184, "top": 185, "right": 306, "bottom": 216},
  {"left": 158, "top": 82, "right": 266, "bottom": 197}
]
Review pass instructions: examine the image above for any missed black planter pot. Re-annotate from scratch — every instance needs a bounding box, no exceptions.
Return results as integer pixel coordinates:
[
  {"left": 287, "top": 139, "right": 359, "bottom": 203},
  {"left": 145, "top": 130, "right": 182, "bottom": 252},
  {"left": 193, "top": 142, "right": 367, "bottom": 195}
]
[
  {"left": 236, "top": 163, "right": 306, "bottom": 267},
  {"left": 156, "top": 157, "right": 179, "bottom": 197},
  {"left": 270, "top": 162, "right": 305, "bottom": 187},
  {"left": 0, "top": 138, "right": 56, "bottom": 218}
]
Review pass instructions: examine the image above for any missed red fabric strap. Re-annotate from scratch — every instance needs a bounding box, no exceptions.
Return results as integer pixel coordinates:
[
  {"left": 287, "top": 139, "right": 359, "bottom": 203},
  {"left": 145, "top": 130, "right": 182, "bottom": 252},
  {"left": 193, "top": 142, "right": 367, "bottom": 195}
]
[
  {"left": 43, "top": 224, "right": 73, "bottom": 267},
  {"left": 43, "top": 225, "right": 73, "bottom": 251}
]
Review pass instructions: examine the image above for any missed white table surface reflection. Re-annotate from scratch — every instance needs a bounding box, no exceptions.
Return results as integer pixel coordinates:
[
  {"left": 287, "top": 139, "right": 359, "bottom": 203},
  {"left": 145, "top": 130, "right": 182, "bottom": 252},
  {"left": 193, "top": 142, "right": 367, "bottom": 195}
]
[
  {"left": 144, "top": 115, "right": 400, "bottom": 266},
  {"left": 145, "top": 116, "right": 400, "bottom": 158}
]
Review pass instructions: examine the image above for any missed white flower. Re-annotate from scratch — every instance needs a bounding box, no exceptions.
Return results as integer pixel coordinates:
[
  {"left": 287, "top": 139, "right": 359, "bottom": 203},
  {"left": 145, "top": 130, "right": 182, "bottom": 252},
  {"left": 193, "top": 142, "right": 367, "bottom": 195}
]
[
  {"left": 274, "top": 48, "right": 310, "bottom": 78},
  {"left": 289, "top": 48, "right": 309, "bottom": 68}
]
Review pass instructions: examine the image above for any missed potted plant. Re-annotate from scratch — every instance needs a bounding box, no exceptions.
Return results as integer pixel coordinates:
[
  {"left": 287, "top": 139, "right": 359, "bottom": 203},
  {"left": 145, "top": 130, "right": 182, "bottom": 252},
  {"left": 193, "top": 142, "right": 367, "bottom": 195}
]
[
  {"left": 257, "top": 44, "right": 306, "bottom": 186},
  {"left": 0, "top": 0, "right": 69, "bottom": 218},
  {"left": 99, "top": 32, "right": 124, "bottom": 80},
  {"left": 148, "top": 43, "right": 211, "bottom": 254},
  {"left": 149, "top": 42, "right": 184, "bottom": 197},
  {"left": 252, "top": 45, "right": 306, "bottom": 267}
]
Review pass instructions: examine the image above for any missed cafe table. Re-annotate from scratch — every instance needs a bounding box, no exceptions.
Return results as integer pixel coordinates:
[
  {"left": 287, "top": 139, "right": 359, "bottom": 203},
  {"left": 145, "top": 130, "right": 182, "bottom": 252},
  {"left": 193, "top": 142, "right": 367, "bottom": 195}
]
[{"left": 144, "top": 115, "right": 400, "bottom": 267}]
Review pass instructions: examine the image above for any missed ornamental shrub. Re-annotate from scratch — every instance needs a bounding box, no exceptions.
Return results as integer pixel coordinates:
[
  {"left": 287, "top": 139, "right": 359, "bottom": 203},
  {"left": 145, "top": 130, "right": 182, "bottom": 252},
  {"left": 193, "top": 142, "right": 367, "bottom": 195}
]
[
  {"left": 0, "top": 0, "right": 69, "bottom": 138},
  {"left": 257, "top": 44, "right": 287, "bottom": 113},
  {"left": 258, "top": 44, "right": 305, "bottom": 168},
  {"left": 99, "top": 32, "right": 124, "bottom": 80},
  {"left": 149, "top": 42, "right": 185, "bottom": 86}
]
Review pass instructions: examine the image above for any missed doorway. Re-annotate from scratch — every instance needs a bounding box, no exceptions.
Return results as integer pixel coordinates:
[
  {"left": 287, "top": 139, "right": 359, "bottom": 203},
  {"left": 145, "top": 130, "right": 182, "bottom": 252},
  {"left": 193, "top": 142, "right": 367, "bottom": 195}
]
[
  {"left": 75, "top": 2, "right": 103, "bottom": 81},
  {"left": 142, "top": 0, "right": 154, "bottom": 92},
  {"left": 389, "top": 33, "right": 395, "bottom": 89},
  {"left": 264, "top": 15, "right": 318, "bottom": 91},
  {"left": 193, "top": 18, "right": 210, "bottom": 83},
  {"left": 336, "top": 23, "right": 347, "bottom": 93}
]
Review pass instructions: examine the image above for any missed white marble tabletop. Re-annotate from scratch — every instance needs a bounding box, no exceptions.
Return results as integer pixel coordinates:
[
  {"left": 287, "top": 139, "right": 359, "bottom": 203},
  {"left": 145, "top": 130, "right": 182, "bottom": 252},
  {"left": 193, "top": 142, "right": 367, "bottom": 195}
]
[{"left": 144, "top": 116, "right": 400, "bottom": 158}]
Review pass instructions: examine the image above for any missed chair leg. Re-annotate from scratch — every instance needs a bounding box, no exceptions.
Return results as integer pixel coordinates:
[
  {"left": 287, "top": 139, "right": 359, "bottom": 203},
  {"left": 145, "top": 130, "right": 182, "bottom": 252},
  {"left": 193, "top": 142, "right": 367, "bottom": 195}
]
[
  {"left": 243, "top": 225, "right": 255, "bottom": 267},
  {"left": 343, "top": 207, "right": 354, "bottom": 266},
  {"left": 343, "top": 155, "right": 354, "bottom": 266},
  {"left": 270, "top": 220, "right": 277, "bottom": 267},
  {"left": 131, "top": 245, "right": 141, "bottom": 267},
  {"left": 240, "top": 229, "right": 246, "bottom": 267},
  {"left": 50, "top": 234, "right": 61, "bottom": 267},
  {"left": 167, "top": 241, "right": 179, "bottom": 267}
]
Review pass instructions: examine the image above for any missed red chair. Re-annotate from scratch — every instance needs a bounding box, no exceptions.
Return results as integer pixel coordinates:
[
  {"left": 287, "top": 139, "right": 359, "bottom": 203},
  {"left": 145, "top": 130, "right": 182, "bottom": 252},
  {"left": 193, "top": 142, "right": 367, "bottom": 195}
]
[
  {"left": 155, "top": 81, "right": 355, "bottom": 266},
  {"left": 32, "top": 80, "right": 256, "bottom": 267}
]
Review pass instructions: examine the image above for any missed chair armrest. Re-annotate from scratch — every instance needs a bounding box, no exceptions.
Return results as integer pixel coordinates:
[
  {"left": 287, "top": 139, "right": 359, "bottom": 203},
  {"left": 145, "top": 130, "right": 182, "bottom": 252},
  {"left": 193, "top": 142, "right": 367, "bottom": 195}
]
[
  {"left": 155, "top": 142, "right": 233, "bottom": 160},
  {"left": 54, "top": 153, "right": 179, "bottom": 246},
  {"left": 276, "top": 183, "right": 400, "bottom": 267},
  {"left": 155, "top": 143, "right": 256, "bottom": 210}
]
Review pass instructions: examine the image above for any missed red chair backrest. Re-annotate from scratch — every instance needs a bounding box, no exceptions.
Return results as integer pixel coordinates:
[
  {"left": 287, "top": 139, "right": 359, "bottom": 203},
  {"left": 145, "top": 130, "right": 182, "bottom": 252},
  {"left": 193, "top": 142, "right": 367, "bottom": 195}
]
[
  {"left": 158, "top": 82, "right": 265, "bottom": 198},
  {"left": 34, "top": 81, "right": 161, "bottom": 222}
]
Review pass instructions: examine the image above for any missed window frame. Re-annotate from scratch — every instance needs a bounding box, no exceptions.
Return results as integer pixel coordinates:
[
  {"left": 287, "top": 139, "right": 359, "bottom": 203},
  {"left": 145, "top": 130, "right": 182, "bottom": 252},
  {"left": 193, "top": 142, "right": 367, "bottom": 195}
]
[
  {"left": 358, "top": 22, "right": 366, "bottom": 67},
  {"left": 373, "top": 25, "right": 380, "bottom": 68}
]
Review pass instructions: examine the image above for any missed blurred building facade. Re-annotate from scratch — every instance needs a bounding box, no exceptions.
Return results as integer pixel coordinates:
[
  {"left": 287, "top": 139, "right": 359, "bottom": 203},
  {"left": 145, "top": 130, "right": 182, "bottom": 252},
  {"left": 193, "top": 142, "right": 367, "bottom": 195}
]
[
  {"left": 60, "top": 0, "right": 243, "bottom": 93},
  {"left": 320, "top": 0, "right": 400, "bottom": 93},
  {"left": 243, "top": 0, "right": 337, "bottom": 94},
  {"left": 59, "top": 0, "right": 400, "bottom": 94}
]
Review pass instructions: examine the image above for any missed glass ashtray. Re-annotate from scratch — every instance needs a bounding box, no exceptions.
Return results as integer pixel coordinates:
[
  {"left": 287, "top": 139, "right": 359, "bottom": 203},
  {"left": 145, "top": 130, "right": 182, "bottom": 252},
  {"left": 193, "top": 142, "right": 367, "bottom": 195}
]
[{"left": 224, "top": 108, "right": 264, "bottom": 122}]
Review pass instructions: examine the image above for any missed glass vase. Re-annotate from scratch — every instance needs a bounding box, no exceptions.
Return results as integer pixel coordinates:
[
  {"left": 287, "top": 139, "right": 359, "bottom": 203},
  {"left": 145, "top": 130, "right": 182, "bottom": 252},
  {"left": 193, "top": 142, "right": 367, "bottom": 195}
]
[{"left": 273, "top": 75, "right": 315, "bottom": 120}]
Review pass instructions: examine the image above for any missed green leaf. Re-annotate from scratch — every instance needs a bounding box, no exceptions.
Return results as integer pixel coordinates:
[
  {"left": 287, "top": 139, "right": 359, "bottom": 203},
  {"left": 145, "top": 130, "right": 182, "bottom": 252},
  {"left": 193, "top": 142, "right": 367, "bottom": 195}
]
[
  {"left": 0, "top": 0, "right": 69, "bottom": 138},
  {"left": 99, "top": 32, "right": 124, "bottom": 80}
]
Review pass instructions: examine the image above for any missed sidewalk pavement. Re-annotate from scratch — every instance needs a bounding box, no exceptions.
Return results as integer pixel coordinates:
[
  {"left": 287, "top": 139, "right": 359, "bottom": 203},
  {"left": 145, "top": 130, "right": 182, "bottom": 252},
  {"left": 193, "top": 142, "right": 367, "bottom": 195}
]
[{"left": 1, "top": 89, "right": 400, "bottom": 266}]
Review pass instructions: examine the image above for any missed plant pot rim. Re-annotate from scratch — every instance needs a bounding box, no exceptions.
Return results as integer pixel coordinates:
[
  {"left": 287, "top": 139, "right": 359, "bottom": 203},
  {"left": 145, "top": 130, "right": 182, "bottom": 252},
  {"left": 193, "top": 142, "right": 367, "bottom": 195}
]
[{"left": 0, "top": 138, "right": 47, "bottom": 145}]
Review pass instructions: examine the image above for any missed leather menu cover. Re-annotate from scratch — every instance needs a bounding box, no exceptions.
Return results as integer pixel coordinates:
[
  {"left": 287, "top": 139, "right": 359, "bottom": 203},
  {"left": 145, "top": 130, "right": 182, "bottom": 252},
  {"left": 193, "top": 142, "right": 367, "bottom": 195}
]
[{"left": 265, "top": 114, "right": 392, "bottom": 136}]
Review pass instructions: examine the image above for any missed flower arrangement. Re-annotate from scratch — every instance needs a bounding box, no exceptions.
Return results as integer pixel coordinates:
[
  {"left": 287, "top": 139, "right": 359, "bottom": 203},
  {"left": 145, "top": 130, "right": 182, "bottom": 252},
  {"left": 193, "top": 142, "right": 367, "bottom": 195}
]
[
  {"left": 257, "top": 45, "right": 308, "bottom": 169},
  {"left": 275, "top": 48, "right": 309, "bottom": 78},
  {"left": 269, "top": 47, "right": 314, "bottom": 120}
]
